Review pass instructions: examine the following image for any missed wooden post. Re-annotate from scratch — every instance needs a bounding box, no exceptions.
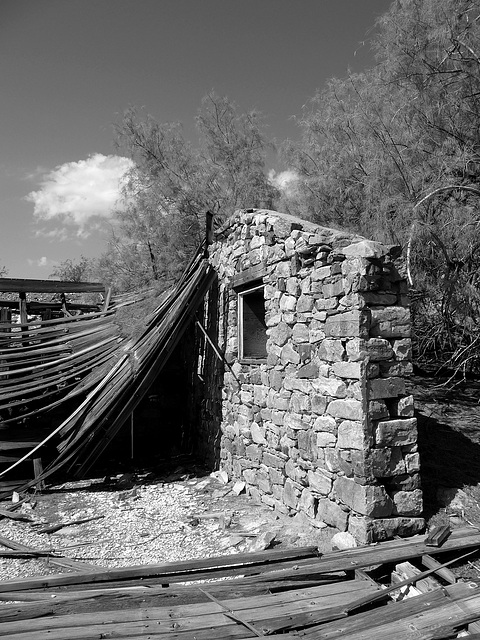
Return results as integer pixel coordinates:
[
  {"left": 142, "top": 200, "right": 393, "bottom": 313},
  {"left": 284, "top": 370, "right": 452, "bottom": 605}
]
[
  {"left": 130, "top": 411, "right": 134, "bottom": 460},
  {"left": 33, "top": 457, "right": 45, "bottom": 491},
  {"left": 18, "top": 292, "right": 27, "bottom": 325},
  {"left": 204, "top": 210, "right": 214, "bottom": 257},
  {"left": 0, "top": 308, "right": 11, "bottom": 379}
]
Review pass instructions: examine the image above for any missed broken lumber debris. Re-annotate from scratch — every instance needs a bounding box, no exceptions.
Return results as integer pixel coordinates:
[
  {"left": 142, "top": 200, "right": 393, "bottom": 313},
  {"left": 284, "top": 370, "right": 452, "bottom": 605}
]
[{"left": 0, "top": 527, "right": 478, "bottom": 639}]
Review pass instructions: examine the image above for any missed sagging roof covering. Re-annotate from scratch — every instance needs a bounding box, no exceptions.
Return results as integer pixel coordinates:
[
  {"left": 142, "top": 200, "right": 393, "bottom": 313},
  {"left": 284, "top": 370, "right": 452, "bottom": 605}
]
[
  {"left": 0, "top": 248, "right": 215, "bottom": 495},
  {"left": 1, "top": 527, "right": 480, "bottom": 638}
]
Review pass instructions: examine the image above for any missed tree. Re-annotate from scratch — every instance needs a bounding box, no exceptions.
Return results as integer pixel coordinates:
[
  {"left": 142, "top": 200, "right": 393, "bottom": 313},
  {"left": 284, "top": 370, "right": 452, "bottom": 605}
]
[
  {"left": 50, "top": 256, "right": 95, "bottom": 282},
  {"left": 284, "top": 0, "right": 480, "bottom": 375},
  {"left": 107, "top": 92, "right": 278, "bottom": 290}
]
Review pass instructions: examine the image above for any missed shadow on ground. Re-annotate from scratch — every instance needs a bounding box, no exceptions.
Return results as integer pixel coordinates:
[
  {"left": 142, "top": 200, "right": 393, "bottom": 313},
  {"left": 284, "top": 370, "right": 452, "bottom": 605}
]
[{"left": 412, "top": 375, "right": 480, "bottom": 521}]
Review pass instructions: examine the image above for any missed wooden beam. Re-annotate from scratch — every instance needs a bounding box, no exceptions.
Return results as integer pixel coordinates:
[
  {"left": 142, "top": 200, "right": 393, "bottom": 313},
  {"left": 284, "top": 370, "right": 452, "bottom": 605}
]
[
  {"left": 231, "top": 262, "right": 268, "bottom": 289},
  {"left": 0, "top": 278, "right": 105, "bottom": 294}
]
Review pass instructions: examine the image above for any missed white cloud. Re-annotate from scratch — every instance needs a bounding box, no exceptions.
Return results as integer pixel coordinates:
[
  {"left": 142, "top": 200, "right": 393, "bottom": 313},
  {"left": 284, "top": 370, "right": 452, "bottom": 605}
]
[
  {"left": 26, "top": 154, "right": 134, "bottom": 237},
  {"left": 268, "top": 169, "right": 299, "bottom": 194},
  {"left": 27, "top": 256, "right": 53, "bottom": 268}
]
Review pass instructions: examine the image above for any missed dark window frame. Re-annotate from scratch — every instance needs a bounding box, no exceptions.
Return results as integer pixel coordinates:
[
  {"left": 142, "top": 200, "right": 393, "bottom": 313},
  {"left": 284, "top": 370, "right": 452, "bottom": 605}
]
[{"left": 237, "top": 282, "right": 267, "bottom": 363}]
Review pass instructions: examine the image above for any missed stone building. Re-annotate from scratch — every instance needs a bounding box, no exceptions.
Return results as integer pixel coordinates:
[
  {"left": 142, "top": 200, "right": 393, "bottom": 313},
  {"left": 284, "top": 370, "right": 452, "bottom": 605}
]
[{"left": 206, "top": 208, "right": 423, "bottom": 543}]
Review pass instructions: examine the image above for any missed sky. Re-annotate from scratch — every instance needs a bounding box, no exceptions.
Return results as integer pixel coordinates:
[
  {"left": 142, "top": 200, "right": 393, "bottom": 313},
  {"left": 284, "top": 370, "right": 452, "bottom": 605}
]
[{"left": 0, "top": 0, "right": 389, "bottom": 279}]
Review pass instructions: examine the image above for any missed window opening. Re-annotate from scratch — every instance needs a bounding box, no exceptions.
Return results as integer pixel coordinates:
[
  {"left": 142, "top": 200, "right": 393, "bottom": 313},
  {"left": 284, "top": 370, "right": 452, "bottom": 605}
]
[{"left": 238, "top": 284, "right": 267, "bottom": 361}]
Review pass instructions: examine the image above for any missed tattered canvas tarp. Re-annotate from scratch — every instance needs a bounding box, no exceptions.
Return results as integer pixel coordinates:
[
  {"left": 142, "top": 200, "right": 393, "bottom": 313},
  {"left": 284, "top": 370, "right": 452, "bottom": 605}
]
[{"left": 0, "top": 249, "right": 215, "bottom": 494}]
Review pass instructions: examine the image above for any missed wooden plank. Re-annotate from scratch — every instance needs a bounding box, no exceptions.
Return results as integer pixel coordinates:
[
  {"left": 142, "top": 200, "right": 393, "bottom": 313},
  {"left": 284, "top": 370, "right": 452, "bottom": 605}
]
[
  {"left": 303, "top": 581, "right": 479, "bottom": 638},
  {"left": 0, "top": 546, "right": 321, "bottom": 593},
  {"left": 0, "top": 580, "right": 378, "bottom": 636},
  {"left": 421, "top": 554, "right": 457, "bottom": 584},
  {"left": 231, "top": 262, "right": 268, "bottom": 289},
  {"left": 425, "top": 524, "right": 451, "bottom": 547},
  {"left": 1, "top": 528, "right": 479, "bottom": 597},
  {"left": 0, "top": 278, "right": 105, "bottom": 294},
  {"left": 0, "top": 534, "right": 98, "bottom": 573}
]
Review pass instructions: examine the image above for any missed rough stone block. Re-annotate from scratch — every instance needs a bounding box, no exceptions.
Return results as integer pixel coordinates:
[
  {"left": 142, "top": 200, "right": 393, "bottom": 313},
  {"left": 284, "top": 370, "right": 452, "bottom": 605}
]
[
  {"left": 298, "top": 487, "right": 317, "bottom": 519},
  {"left": 312, "top": 395, "right": 328, "bottom": 414},
  {"left": 379, "top": 361, "right": 413, "bottom": 377},
  {"left": 314, "top": 376, "right": 347, "bottom": 398},
  {"left": 368, "top": 377, "right": 406, "bottom": 399},
  {"left": 313, "top": 415, "right": 337, "bottom": 432},
  {"left": 317, "top": 431, "right": 337, "bottom": 447},
  {"left": 284, "top": 413, "right": 310, "bottom": 430},
  {"left": 269, "top": 467, "right": 285, "bottom": 485},
  {"left": 405, "top": 452, "right": 420, "bottom": 473},
  {"left": 289, "top": 391, "right": 311, "bottom": 413},
  {"left": 375, "top": 418, "right": 417, "bottom": 446},
  {"left": 308, "top": 469, "right": 333, "bottom": 495},
  {"left": 297, "top": 363, "right": 319, "bottom": 379},
  {"left": 256, "top": 469, "right": 272, "bottom": 494},
  {"left": 283, "top": 478, "right": 302, "bottom": 510},
  {"left": 279, "top": 294, "right": 297, "bottom": 312},
  {"left": 327, "top": 398, "right": 364, "bottom": 421},
  {"left": 392, "top": 338, "right": 412, "bottom": 360},
  {"left": 292, "top": 323, "right": 310, "bottom": 343},
  {"left": 394, "top": 395, "right": 415, "bottom": 417},
  {"left": 262, "top": 452, "right": 286, "bottom": 469},
  {"left": 332, "top": 362, "right": 362, "bottom": 379},
  {"left": 392, "top": 489, "right": 423, "bottom": 516},
  {"left": 322, "top": 279, "right": 344, "bottom": 298},
  {"left": 365, "top": 338, "right": 394, "bottom": 361},
  {"left": 318, "top": 339, "right": 345, "bottom": 362},
  {"left": 334, "top": 476, "right": 393, "bottom": 517},
  {"left": 243, "top": 468, "right": 257, "bottom": 485},
  {"left": 324, "top": 449, "right": 341, "bottom": 473},
  {"left": 246, "top": 444, "right": 262, "bottom": 462},
  {"left": 298, "top": 430, "right": 318, "bottom": 461},
  {"left": 370, "top": 516, "right": 425, "bottom": 541},
  {"left": 370, "top": 307, "right": 410, "bottom": 338},
  {"left": 337, "top": 420, "right": 365, "bottom": 450},
  {"left": 371, "top": 447, "right": 405, "bottom": 477},
  {"left": 253, "top": 385, "right": 268, "bottom": 407},
  {"left": 342, "top": 240, "right": 391, "bottom": 259},
  {"left": 280, "top": 343, "right": 301, "bottom": 365},
  {"left": 346, "top": 338, "right": 368, "bottom": 362},
  {"left": 283, "top": 377, "right": 312, "bottom": 393},
  {"left": 324, "top": 310, "right": 370, "bottom": 338},
  {"left": 251, "top": 422, "right": 267, "bottom": 444},
  {"left": 297, "top": 295, "right": 314, "bottom": 313},
  {"left": 369, "top": 400, "right": 390, "bottom": 420},
  {"left": 317, "top": 498, "right": 348, "bottom": 531}
]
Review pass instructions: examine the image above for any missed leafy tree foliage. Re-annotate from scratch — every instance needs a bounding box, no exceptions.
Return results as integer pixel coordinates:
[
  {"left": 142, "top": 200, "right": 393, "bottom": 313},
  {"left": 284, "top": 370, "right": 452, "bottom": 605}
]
[
  {"left": 103, "top": 92, "right": 277, "bottom": 291},
  {"left": 50, "top": 256, "right": 94, "bottom": 282},
  {"left": 284, "top": 0, "right": 480, "bottom": 375}
]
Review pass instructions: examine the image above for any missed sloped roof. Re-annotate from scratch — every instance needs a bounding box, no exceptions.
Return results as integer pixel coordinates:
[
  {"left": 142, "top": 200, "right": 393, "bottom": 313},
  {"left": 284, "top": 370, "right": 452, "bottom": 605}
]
[{"left": 0, "top": 247, "right": 215, "bottom": 494}]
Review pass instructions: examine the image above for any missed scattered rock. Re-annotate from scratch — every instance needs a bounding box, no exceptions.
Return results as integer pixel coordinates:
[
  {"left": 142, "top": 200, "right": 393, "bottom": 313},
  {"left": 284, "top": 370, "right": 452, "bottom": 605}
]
[
  {"left": 232, "top": 480, "right": 246, "bottom": 496},
  {"left": 248, "top": 530, "right": 276, "bottom": 552},
  {"left": 331, "top": 532, "right": 358, "bottom": 551}
]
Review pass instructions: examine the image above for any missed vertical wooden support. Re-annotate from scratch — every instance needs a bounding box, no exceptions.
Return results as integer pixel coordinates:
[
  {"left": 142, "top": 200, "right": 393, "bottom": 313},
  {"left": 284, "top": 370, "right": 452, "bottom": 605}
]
[
  {"left": 103, "top": 287, "right": 112, "bottom": 312},
  {"left": 33, "top": 457, "right": 45, "bottom": 491},
  {"left": 204, "top": 210, "right": 214, "bottom": 257},
  {"left": 0, "top": 307, "right": 11, "bottom": 325},
  {"left": 130, "top": 411, "right": 134, "bottom": 460},
  {"left": 18, "top": 292, "right": 27, "bottom": 325},
  {"left": 0, "top": 308, "right": 11, "bottom": 379}
]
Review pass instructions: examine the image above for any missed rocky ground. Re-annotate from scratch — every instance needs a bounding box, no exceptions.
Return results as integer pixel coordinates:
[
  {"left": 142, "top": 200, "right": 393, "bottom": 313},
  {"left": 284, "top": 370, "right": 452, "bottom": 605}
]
[
  {"left": 0, "top": 462, "right": 335, "bottom": 582},
  {"left": 2, "top": 373, "right": 480, "bottom": 584}
]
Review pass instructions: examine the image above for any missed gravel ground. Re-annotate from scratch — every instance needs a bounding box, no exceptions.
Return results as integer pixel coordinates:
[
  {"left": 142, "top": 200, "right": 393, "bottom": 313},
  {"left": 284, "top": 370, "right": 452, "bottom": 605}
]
[{"left": 0, "top": 469, "right": 335, "bottom": 583}]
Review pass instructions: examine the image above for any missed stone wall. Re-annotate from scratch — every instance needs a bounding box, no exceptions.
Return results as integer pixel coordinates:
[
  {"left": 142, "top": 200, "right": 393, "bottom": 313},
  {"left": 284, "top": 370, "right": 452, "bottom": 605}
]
[{"left": 208, "top": 209, "right": 424, "bottom": 543}]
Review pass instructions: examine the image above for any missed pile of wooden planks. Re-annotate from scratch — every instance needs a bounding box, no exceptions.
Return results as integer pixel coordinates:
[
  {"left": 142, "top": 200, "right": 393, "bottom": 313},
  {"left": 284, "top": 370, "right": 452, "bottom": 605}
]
[
  {"left": 0, "top": 527, "right": 480, "bottom": 639},
  {"left": 0, "top": 248, "right": 216, "bottom": 495}
]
